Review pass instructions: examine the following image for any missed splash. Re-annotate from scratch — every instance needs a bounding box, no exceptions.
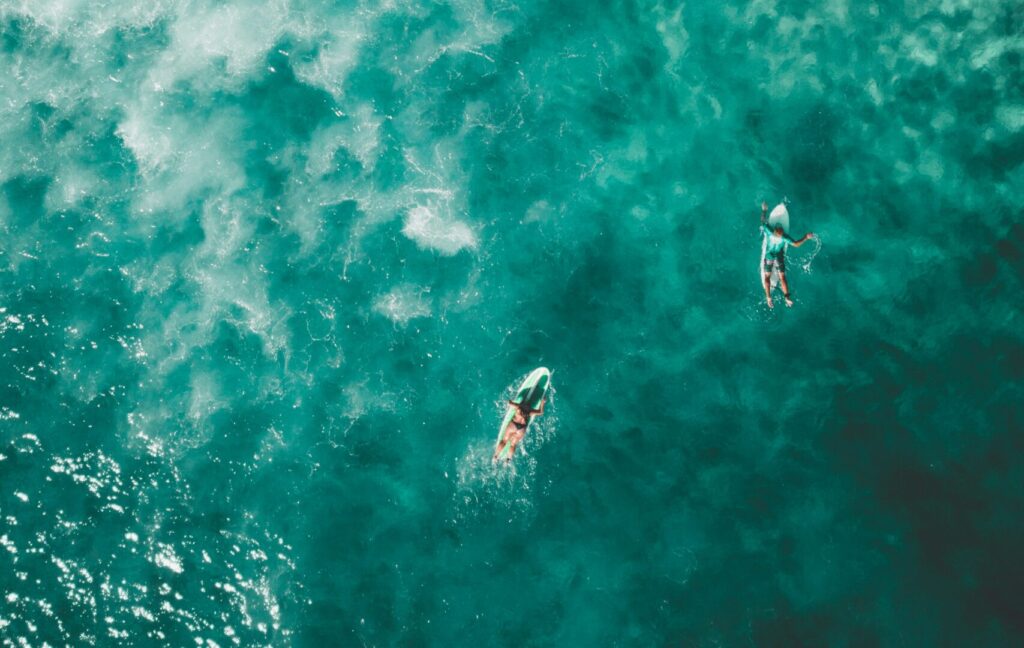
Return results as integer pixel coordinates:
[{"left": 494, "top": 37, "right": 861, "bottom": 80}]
[{"left": 799, "top": 235, "right": 823, "bottom": 274}]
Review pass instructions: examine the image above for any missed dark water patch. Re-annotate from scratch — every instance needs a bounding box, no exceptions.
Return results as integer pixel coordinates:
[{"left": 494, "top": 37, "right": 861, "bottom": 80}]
[
  {"left": 2, "top": 174, "right": 50, "bottom": 227},
  {"left": 0, "top": 13, "right": 72, "bottom": 59},
  {"left": 785, "top": 106, "right": 841, "bottom": 198}
]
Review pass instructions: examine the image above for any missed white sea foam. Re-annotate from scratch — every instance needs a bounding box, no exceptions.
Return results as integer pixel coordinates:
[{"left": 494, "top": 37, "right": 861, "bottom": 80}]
[
  {"left": 149, "top": 4, "right": 284, "bottom": 90},
  {"left": 187, "top": 371, "right": 225, "bottom": 425},
  {"left": 5, "top": 0, "right": 92, "bottom": 33},
  {"left": 995, "top": 105, "right": 1024, "bottom": 132},
  {"left": 307, "top": 104, "right": 383, "bottom": 176},
  {"left": 402, "top": 205, "right": 477, "bottom": 255},
  {"left": 373, "top": 284, "right": 432, "bottom": 325},
  {"left": 655, "top": 3, "right": 689, "bottom": 71},
  {"left": 292, "top": 28, "right": 367, "bottom": 100},
  {"left": 6, "top": 0, "right": 164, "bottom": 35},
  {"left": 116, "top": 107, "right": 176, "bottom": 174}
]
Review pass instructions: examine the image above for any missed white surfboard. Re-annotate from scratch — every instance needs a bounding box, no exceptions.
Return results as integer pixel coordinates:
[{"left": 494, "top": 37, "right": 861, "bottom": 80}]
[{"left": 768, "top": 203, "right": 790, "bottom": 234}]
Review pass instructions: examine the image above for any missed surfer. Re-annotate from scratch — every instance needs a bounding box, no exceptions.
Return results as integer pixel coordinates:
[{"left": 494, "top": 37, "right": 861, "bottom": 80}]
[
  {"left": 492, "top": 398, "right": 545, "bottom": 462},
  {"left": 760, "top": 200, "right": 814, "bottom": 308}
]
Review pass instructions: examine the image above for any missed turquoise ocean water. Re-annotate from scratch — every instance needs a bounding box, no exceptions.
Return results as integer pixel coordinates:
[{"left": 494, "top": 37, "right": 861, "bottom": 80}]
[{"left": 1, "top": 1, "right": 1022, "bottom": 645}]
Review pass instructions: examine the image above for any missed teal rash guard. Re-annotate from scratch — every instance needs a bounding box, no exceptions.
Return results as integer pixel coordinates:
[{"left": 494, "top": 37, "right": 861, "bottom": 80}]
[{"left": 761, "top": 224, "right": 795, "bottom": 258}]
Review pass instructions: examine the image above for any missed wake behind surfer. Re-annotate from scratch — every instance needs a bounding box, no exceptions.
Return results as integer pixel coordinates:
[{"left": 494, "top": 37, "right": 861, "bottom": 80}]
[
  {"left": 760, "top": 200, "right": 814, "bottom": 308},
  {"left": 493, "top": 398, "right": 545, "bottom": 462}
]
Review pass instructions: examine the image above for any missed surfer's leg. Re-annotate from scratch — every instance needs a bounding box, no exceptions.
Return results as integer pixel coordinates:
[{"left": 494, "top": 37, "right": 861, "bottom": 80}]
[
  {"left": 507, "top": 430, "right": 525, "bottom": 459},
  {"left": 779, "top": 272, "right": 793, "bottom": 307},
  {"left": 762, "top": 271, "right": 773, "bottom": 308},
  {"left": 493, "top": 431, "right": 510, "bottom": 461}
]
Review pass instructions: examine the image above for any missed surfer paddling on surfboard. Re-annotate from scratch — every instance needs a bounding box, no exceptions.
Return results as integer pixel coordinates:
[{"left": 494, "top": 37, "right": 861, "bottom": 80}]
[
  {"left": 760, "top": 200, "right": 814, "bottom": 308},
  {"left": 493, "top": 367, "right": 551, "bottom": 463},
  {"left": 493, "top": 398, "right": 545, "bottom": 463}
]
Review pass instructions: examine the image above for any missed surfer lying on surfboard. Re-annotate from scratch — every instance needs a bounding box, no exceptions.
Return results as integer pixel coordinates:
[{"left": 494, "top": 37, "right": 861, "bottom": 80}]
[
  {"left": 760, "top": 200, "right": 814, "bottom": 308},
  {"left": 492, "top": 398, "right": 545, "bottom": 462}
]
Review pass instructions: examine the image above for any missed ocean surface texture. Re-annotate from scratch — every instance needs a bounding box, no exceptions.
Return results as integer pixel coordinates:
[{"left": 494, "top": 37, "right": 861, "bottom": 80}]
[{"left": 1, "top": 0, "right": 1022, "bottom": 645}]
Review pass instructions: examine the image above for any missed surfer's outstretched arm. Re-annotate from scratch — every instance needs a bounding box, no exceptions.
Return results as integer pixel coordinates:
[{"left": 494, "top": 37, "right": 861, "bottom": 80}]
[
  {"left": 790, "top": 232, "right": 815, "bottom": 247},
  {"left": 530, "top": 399, "right": 545, "bottom": 416},
  {"left": 760, "top": 201, "right": 768, "bottom": 224}
]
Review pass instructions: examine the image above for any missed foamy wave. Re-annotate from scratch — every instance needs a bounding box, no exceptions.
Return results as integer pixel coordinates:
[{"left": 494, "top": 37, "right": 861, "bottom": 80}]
[
  {"left": 373, "top": 284, "right": 432, "bottom": 325},
  {"left": 402, "top": 205, "right": 477, "bottom": 255}
]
